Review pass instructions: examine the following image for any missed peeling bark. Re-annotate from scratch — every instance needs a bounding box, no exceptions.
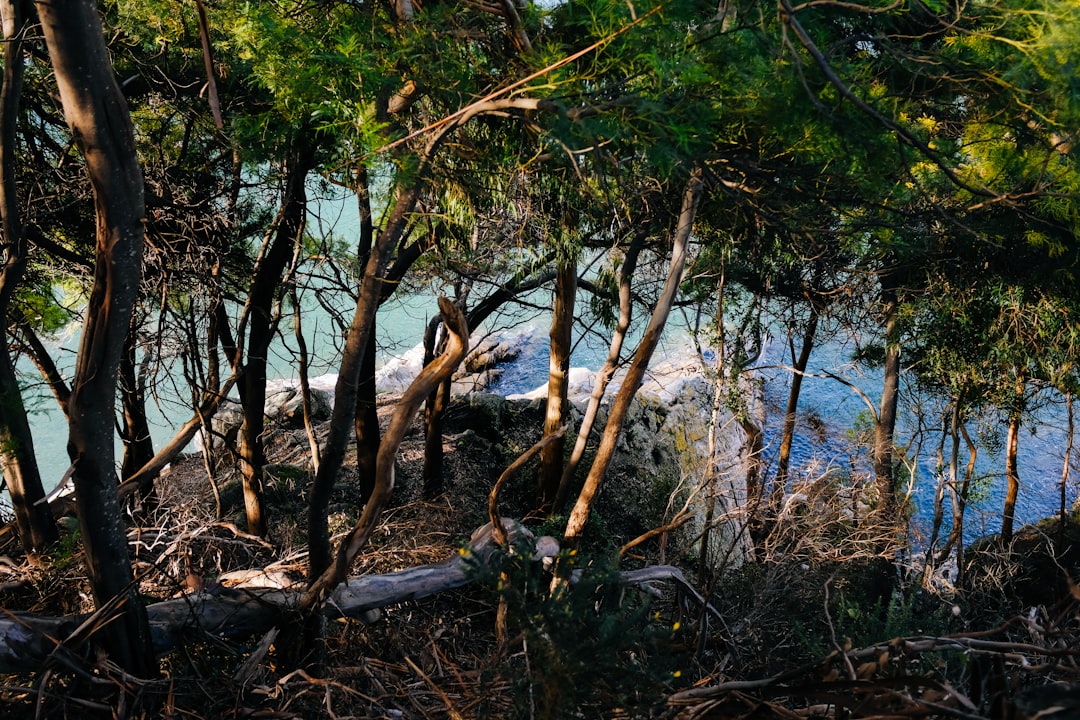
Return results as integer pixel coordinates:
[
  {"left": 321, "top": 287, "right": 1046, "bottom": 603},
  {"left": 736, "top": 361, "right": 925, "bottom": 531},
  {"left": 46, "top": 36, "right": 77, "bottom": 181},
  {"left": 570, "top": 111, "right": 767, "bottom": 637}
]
[{"left": 36, "top": 0, "right": 155, "bottom": 675}]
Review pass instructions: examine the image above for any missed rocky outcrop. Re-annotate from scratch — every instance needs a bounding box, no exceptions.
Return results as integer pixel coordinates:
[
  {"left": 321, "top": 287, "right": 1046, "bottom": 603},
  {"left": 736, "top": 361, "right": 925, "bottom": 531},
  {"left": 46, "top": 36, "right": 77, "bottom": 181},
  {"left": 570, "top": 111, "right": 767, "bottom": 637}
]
[{"left": 200, "top": 386, "right": 332, "bottom": 452}]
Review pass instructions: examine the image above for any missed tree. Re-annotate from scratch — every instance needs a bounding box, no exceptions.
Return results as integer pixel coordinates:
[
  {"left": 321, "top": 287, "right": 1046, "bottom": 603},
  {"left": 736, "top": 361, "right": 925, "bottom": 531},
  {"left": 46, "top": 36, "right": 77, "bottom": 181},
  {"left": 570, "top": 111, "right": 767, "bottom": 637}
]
[
  {"left": 0, "top": 0, "right": 57, "bottom": 552},
  {"left": 564, "top": 169, "right": 704, "bottom": 545},
  {"left": 35, "top": 0, "right": 156, "bottom": 679}
]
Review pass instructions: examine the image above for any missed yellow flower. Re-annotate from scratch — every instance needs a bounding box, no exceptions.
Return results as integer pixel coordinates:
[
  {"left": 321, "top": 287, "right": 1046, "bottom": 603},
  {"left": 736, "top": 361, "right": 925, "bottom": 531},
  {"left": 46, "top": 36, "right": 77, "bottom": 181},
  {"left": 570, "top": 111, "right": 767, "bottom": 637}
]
[
  {"left": 673, "top": 670, "right": 682, "bottom": 678},
  {"left": 672, "top": 621, "right": 681, "bottom": 631}
]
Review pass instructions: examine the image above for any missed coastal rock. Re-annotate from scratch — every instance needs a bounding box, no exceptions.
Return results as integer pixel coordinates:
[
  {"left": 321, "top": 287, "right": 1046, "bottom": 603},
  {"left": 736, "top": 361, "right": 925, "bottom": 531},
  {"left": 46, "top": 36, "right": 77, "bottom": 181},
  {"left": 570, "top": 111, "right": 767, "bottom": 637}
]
[{"left": 280, "top": 387, "right": 332, "bottom": 426}]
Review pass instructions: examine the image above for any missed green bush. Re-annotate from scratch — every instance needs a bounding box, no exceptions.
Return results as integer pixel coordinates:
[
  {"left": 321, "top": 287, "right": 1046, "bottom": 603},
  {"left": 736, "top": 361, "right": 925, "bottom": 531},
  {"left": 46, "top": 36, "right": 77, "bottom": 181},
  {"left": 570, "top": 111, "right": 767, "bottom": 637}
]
[{"left": 471, "top": 541, "right": 689, "bottom": 719}]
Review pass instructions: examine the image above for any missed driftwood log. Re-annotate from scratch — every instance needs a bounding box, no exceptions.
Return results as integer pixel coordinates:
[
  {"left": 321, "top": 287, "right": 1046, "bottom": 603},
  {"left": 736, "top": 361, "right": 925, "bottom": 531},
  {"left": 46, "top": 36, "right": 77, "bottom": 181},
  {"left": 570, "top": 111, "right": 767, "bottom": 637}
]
[
  {"left": 0, "top": 518, "right": 708, "bottom": 674},
  {"left": 0, "top": 519, "right": 534, "bottom": 673}
]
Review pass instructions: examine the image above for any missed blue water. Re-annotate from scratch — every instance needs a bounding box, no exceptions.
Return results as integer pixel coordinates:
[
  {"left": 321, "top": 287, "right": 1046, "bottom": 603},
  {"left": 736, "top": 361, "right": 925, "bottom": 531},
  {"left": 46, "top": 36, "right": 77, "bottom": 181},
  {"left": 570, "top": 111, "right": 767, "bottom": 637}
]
[
  {"left": 9, "top": 184, "right": 1076, "bottom": 542},
  {"left": 752, "top": 336, "right": 1078, "bottom": 541}
]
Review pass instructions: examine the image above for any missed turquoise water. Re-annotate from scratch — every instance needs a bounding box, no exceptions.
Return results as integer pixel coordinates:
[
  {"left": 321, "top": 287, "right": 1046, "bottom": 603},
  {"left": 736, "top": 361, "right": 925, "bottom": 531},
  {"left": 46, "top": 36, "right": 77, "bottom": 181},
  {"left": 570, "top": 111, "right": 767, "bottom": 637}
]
[{"left": 10, "top": 185, "right": 1077, "bottom": 540}]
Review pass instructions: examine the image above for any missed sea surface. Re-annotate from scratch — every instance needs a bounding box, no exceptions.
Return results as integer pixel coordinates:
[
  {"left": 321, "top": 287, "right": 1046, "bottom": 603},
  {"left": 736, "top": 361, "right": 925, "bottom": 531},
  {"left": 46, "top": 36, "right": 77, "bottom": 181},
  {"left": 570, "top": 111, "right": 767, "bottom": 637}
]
[{"left": 12, "top": 187, "right": 1078, "bottom": 542}]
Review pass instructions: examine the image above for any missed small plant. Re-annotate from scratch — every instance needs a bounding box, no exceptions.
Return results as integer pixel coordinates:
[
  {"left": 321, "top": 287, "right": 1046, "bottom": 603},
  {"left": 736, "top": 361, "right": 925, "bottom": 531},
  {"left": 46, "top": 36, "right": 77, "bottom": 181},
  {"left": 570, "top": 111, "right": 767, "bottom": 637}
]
[{"left": 472, "top": 541, "right": 688, "bottom": 719}]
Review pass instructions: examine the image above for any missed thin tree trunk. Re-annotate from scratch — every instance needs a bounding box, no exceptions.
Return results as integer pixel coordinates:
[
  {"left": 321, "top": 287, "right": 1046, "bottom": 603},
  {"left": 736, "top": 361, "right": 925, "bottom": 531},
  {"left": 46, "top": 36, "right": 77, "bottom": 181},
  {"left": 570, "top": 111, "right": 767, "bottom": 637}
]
[
  {"left": 698, "top": 265, "right": 754, "bottom": 578},
  {"left": 775, "top": 306, "right": 819, "bottom": 493},
  {"left": 421, "top": 314, "right": 449, "bottom": 496},
  {"left": 873, "top": 288, "right": 900, "bottom": 512},
  {"left": 116, "top": 373, "right": 236, "bottom": 499},
  {"left": 1002, "top": 407, "right": 1022, "bottom": 544},
  {"left": 14, "top": 319, "right": 71, "bottom": 415},
  {"left": 237, "top": 144, "right": 312, "bottom": 536},
  {"left": 119, "top": 325, "right": 156, "bottom": 496},
  {"left": 1060, "top": 393, "right": 1072, "bottom": 533},
  {"left": 36, "top": 0, "right": 156, "bottom": 676},
  {"left": 352, "top": 166, "right": 380, "bottom": 506},
  {"left": 422, "top": 266, "right": 560, "bottom": 496},
  {"left": 306, "top": 297, "right": 467, "bottom": 606},
  {"left": 554, "top": 234, "right": 643, "bottom": 512},
  {"left": 0, "top": 0, "right": 56, "bottom": 552},
  {"left": 538, "top": 260, "right": 576, "bottom": 509},
  {"left": 924, "top": 406, "right": 949, "bottom": 571},
  {"left": 355, "top": 321, "right": 380, "bottom": 504},
  {"left": 292, "top": 285, "right": 321, "bottom": 474},
  {"left": 307, "top": 180, "right": 425, "bottom": 587},
  {"left": 564, "top": 171, "right": 703, "bottom": 545},
  {"left": 939, "top": 400, "right": 965, "bottom": 562}
]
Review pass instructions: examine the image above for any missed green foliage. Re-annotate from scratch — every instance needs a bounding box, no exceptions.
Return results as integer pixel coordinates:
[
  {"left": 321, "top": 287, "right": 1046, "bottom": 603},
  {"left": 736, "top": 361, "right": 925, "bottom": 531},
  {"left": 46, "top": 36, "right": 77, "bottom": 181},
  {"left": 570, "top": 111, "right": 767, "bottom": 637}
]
[
  {"left": 836, "top": 587, "right": 954, "bottom": 647},
  {"left": 50, "top": 525, "right": 81, "bottom": 571},
  {"left": 471, "top": 543, "right": 687, "bottom": 718}
]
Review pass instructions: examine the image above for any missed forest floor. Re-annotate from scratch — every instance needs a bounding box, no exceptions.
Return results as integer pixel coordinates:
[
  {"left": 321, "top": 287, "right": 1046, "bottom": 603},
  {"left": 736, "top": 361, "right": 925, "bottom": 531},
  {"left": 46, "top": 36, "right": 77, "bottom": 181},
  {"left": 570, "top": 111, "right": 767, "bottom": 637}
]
[{"left": 2, "top": 393, "right": 1080, "bottom": 718}]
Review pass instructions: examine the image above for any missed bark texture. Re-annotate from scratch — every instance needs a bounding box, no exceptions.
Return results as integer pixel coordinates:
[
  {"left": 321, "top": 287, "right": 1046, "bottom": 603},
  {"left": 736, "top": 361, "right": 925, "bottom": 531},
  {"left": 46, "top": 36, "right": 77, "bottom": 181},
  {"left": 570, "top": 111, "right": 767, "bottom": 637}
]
[
  {"left": 873, "top": 289, "right": 900, "bottom": 512},
  {"left": 36, "top": 0, "right": 156, "bottom": 675},
  {"left": 563, "top": 171, "right": 703, "bottom": 544},
  {"left": 538, "top": 261, "right": 576, "bottom": 509},
  {"left": 554, "top": 234, "right": 643, "bottom": 511},
  {"left": 1002, "top": 409, "right": 1021, "bottom": 544},
  {"left": 775, "top": 306, "right": 819, "bottom": 493},
  {"left": 236, "top": 145, "right": 312, "bottom": 536},
  {"left": 0, "top": 0, "right": 57, "bottom": 552}
]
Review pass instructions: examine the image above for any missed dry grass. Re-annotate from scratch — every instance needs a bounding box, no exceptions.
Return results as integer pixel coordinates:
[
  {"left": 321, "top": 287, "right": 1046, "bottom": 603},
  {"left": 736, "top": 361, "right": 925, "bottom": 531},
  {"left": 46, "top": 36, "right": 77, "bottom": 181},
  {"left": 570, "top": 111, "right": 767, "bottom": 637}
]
[{"left": 2, "top": 402, "right": 1080, "bottom": 719}]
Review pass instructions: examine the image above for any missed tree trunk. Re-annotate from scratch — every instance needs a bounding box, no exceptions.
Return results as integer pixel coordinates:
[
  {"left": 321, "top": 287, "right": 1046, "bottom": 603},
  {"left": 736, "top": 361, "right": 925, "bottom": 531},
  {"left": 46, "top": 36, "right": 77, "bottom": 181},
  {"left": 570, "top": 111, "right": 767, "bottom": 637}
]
[
  {"left": 355, "top": 316, "right": 381, "bottom": 504},
  {"left": 296, "top": 298, "right": 467, "bottom": 670},
  {"left": 940, "top": 401, "right": 965, "bottom": 562},
  {"left": 563, "top": 171, "right": 703, "bottom": 545},
  {"left": 353, "top": 166, "right": 380, "bottom": 506},
  {"left": 0, "top": 0, "right": 56, "bottom": 553},
  {"left": 307, "top": 180, "right": 424, "bottom": 587},
  {"left": 954, "top": 416, "right": 978, "bottom": 586},
  {"left": 422, "top": 265, "right": 560, "bottom": 497},
  {"left": 291, "top": 285, "right": 321, "bottom": 474},
  {"left": 775, "top": 306, "right": 819, "bottom": 493},
  {"left": 1060, "top": 394, "right": 1072, "bottom": 533},
  {"left": 1002, "top": 407, "right": 1022, "bottom": 544},
  {"left": 237, "top": 144, "right": 312, "bottom": 537},
  {"left": 36, "top": 0, "right": 156, "bottom": 676},
  {"left": 538, "top": 261, "right": 576, "bottom": 509},
  {"left": 554, "top": 235, "right": 642, "bottom": 511},
  {"left": 873, "top": 288, "right": 900, "bottom": 512},
  {"left": 421, "top": 326, "right": 452, "bottom": 498},
  {"left": 14, "top": 319, "right": 71, "bottom": 415},
  {"left": 119, "top": 325, "right": 156, "bottom": 499}
]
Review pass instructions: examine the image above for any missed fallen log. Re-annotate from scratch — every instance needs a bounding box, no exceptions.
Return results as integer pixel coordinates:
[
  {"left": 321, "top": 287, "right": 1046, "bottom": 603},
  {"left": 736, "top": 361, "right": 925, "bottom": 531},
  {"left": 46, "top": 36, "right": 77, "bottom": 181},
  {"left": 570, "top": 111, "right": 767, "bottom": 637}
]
[
  {"left": 0, "top": 519, "right": 713, "bottom": 674},
  {"left": 0, "top": 519, "right": 545, "bottom": 673}
]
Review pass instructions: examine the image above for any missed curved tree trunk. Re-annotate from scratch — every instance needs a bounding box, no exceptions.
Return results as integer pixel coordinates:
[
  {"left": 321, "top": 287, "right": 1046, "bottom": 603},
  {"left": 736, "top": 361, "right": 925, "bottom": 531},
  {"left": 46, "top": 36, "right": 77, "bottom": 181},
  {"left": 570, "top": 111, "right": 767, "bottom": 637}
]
[
  {"left": 774, "top": 305, "right": 819, "bottom": 494},
  {"left": 564, "top": 171, "right": 703, "bottom": 545},
  {"left": 554, "top": 234, "right": 643, "bottom": 512},
  {"left": 36, "top": 0, "right": 156, "bottom": 676},
  {"left": 0, "top": 0, "right": 56, "bottom": 552},
  {"left": 538, "top": 260, "right": 576, "bottom": 510},
  {"left": 296, "top": 298, "right": 468, "bottom": 670},
  {"left": 422, "top": 265, "right": 559, "bottom": 496},
  {"left": 307, "top": 180, "right": 425, "bottom": 588}
]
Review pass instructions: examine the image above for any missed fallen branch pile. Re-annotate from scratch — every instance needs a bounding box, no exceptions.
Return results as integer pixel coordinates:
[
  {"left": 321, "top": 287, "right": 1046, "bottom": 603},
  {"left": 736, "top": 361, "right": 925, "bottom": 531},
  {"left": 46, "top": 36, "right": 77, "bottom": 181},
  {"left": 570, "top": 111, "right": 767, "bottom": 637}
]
[{"left": 667, "top": 596, "right": 1080, "bottom": 719}]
